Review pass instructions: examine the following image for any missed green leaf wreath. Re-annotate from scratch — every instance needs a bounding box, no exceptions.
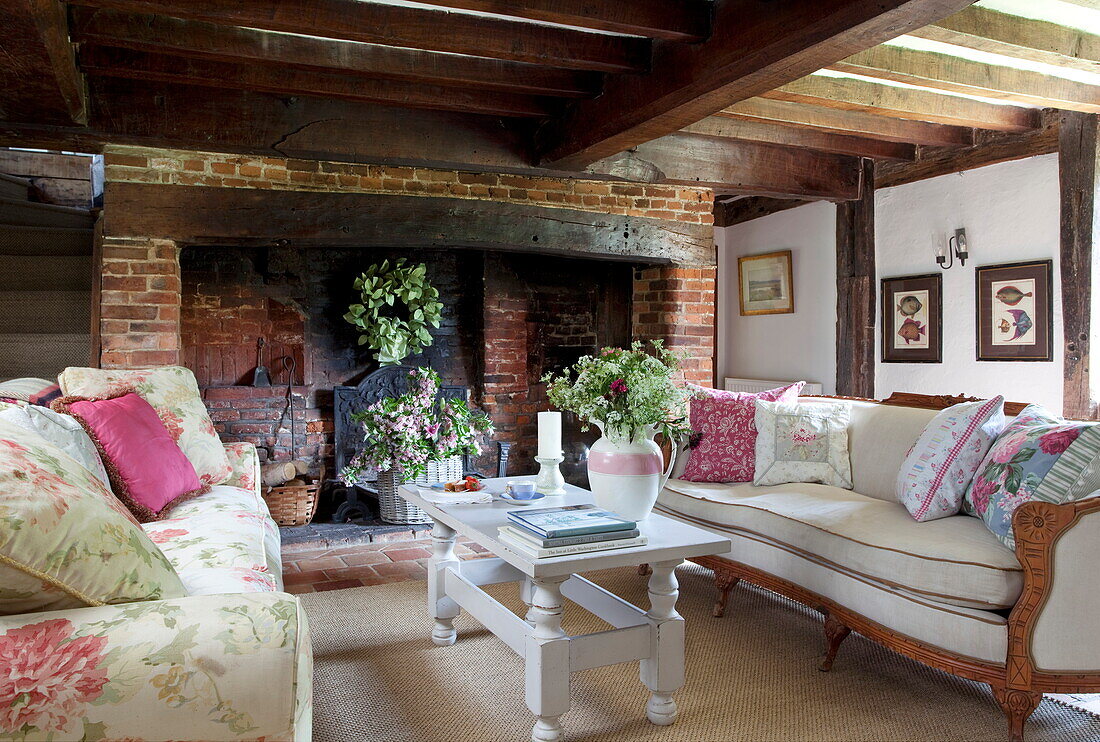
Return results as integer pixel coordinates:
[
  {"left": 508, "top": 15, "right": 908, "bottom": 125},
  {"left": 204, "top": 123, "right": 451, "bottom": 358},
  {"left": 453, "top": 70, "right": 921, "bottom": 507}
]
[{"left": 343, "top": 258, "right": 443, "bottom": 366}]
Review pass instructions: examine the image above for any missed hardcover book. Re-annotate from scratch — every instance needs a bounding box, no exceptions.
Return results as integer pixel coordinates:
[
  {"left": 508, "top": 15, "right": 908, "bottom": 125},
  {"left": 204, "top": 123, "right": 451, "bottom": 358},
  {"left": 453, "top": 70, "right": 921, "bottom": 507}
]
[
  {"left": 498, "top": 530, "right": 648, "bottom": 559},
  {"left": 506, "top": 504, "right": 636, "bottom": 538},
  {"left": 498, "top": 525, "right": 642, "bottom": 549}
]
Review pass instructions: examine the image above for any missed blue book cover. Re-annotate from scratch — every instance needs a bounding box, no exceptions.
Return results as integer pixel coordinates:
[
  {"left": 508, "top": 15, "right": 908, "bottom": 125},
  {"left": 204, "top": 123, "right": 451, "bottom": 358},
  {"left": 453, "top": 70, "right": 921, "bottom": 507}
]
[{"left": 506, "top": 504, "right": 636, "bottom": 538}]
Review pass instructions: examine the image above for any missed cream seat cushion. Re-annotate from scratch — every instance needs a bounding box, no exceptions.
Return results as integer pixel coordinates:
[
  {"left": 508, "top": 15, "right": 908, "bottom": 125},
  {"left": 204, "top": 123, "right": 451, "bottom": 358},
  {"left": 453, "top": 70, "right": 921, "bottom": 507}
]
[{"left": 659, "top": 478, "right": 1022, "bottom": 609}]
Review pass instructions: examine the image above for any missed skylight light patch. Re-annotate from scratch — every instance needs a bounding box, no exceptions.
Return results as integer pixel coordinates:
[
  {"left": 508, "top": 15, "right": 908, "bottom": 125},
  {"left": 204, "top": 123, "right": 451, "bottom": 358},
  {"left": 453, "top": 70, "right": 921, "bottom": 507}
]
[{"left": 976, "top": 0, "right": 1100, "bottom": 34}]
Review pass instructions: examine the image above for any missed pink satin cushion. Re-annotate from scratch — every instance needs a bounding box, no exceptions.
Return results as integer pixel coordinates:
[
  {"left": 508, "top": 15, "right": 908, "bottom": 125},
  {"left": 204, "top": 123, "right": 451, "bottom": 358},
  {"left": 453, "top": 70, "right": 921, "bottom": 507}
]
[
  {"left": 61, "top": 393, "right": 205, "bottom": 521},
  {"left": 681, "top": 381, "right": 806, "bottom": 483}
]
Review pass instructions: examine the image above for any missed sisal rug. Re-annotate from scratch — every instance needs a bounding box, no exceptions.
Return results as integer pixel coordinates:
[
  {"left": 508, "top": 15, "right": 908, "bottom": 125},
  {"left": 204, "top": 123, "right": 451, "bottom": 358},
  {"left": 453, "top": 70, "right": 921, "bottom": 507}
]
[{"left": 300, "top": 563, "right": 1100, "bottom": 742}]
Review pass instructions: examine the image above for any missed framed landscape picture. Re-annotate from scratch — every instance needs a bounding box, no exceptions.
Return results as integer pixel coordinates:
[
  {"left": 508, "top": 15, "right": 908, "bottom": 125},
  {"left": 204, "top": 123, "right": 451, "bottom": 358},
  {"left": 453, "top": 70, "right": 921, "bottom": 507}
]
[
  {"left": 975, "top": 260, "right": 1053, "bottom": 362},
  {"left": 738, "top": 250, "right": 794, "bottom": 316},
  {"left": 881, "top": 273, "right": 942, "bottom": 363}
]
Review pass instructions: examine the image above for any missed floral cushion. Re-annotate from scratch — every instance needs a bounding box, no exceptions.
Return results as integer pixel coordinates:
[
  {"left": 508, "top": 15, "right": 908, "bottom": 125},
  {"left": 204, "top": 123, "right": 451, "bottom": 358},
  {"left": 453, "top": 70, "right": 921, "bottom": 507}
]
[
  {"left": 895, "top": 397, "right": 1006, "bottom": 522},
  {"left": 753, "top": 399, "right": 853, "bottom": 488},
  {"left": 681, "top": 382, "right": 805, "bottom": 483},
  {"left": 964, "top": 405, "right": 1100, "bottom": 549},
  {"left": 0, "top": 419, "right": 186, "bottom": 615},
  {"left": 0, "top": 404, "right": 111, "bottom": 491},
  {"left": 58, "top": 366, "right": 232, "bottom": 487}
]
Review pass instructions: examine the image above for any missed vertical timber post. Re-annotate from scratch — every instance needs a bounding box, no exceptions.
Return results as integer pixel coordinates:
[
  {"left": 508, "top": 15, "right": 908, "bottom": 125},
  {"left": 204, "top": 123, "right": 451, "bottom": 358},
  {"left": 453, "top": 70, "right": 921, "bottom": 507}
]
[{"left": 836, "top": 158, "right": 876, "bottom": 398}]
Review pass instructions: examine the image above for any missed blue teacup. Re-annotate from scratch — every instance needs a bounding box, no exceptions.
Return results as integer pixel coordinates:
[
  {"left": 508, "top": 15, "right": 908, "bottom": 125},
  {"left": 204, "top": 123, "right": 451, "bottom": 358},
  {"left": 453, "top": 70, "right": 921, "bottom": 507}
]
[{"left": 507, "top": 481, "right": 537, "bottom": 499}]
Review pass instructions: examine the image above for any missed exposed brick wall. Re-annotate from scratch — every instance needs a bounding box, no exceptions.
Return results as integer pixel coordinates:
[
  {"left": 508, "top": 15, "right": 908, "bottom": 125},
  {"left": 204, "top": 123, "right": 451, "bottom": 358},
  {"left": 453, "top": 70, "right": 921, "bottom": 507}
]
[
  {"left": 632, "top": 266, "right": 717, "bottom": 387},
  {"left": 204, "top": 387, "right": 326, "bottom": 464}
]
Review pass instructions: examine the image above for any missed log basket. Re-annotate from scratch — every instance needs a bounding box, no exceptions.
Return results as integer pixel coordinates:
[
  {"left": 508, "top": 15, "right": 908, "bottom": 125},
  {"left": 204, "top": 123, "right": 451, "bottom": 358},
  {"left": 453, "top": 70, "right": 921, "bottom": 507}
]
[{"left": 263, "top": 464, "right": 326, "bottom": 527}]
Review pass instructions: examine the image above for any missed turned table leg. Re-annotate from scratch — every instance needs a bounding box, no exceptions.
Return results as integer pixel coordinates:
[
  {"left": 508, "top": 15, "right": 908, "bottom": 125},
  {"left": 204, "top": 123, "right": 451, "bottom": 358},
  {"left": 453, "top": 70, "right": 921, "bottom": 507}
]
[
  {"left": 428, "top": 519, "right": 460, "bottom": 646},
  {"left": 520, "top": 575, "right": 536, "bottom": 623},
  {"left": 640, "top": 559, "right": 685, "bottom": 726},
  {"left": 526, "top": 576, "right": 570, "bottom": 742}
]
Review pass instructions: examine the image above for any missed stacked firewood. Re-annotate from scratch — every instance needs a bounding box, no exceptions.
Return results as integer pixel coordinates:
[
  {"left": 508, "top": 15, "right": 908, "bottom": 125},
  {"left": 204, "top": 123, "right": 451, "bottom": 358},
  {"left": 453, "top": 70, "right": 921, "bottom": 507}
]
[{"left": 261, "top": 459, "right": 318, "bottom": 489}]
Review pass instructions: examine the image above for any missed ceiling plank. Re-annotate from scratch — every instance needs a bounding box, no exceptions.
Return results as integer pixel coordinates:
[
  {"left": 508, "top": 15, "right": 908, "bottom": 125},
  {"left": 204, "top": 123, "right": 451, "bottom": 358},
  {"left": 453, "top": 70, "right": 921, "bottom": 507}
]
[
  {"left": 832, "top": 45, "right": 1100, "bottom": 113},
  {"left": 681, "top": 116, "right": 916, "bottom": 160},
  {"left": 409, "top": 0, "right": 712, "bottom": 42},
  {"left": 1058, "top": 0, "right": 1100, "bottom": 10},
  {"left": 69, "top": 7, "right": 601, "bottom": 98},
  {"left": 78, "top": 46, "right": 556, "bottom": 118},
  {"left": 714, "top": 196, "right": 813, "bottom": 227},
  {"left": 533, "top": 0, "right": 976, "bottom": 167},
  {"left": 719, "top": 97, "right": 974, "bottom": 147},
  {"left": 910, "top": 6, "right": 1100, "bottom": 75},
  {"left": 764, "top": 74, "right": 1039, "bottom": 132},
  {"left": 586, "top": 133, "right": 862, "bottom": 200},
  {"left": 0, "top": 0, "right": 87, "bottom": 124},
  {"left": 65, "top": 0, "right": 649, "bottom": 72}
]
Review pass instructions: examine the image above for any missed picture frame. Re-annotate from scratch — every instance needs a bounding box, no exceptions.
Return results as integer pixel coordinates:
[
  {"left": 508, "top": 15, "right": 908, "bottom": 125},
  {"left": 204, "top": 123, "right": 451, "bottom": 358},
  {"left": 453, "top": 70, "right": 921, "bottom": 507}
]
[
  {"left": 737, "top": 250, "right": 794, "bottom": 316},
  {"left": 881, "top": 273, "right": 942, "bottom": 363},
  {"left": 975, "top": 259, "right": 1053, "bottom": 362}
]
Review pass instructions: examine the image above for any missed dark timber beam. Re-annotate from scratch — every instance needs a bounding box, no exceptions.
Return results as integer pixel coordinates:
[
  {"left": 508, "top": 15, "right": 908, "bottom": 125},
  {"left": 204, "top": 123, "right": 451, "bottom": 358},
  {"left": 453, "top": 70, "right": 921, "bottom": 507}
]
[
  {"left": 534, "top": 0, "right": 975, "bottom": 167},
  {"left": 714, "top": 197, "right": 812, "bottom": 227},
  {"left": 836, "top": 159, "right": 876, "bottom": 398},
  {"left": 682, "top": 116, "right": 916, "bottom": 161},
  {"left": 69, "top": 7, "right": 601, "bottom": 98},
  {"left": 1059, "top": 111, "right": 1100, "bottom": 419},
  {"left": 66, "top": 0, "right": 649, "bottom": 72},
  {"left": 0, "top": 0, "right": 87, "bottom": 124}
]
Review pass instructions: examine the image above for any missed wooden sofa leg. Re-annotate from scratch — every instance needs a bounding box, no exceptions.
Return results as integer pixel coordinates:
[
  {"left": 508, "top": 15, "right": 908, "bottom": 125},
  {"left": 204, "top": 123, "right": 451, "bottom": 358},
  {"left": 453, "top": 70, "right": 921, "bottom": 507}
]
[
  {"left": 638, "top": 563, "right": 652, "bottom": 576},
  {"left": 992, "top": 687, "right": 1041, "bottom": 742},
  {"left": 712, "top": 572, "right": 739, "bottom": 618},
  {"left": 819, "top": 614, "right": 851, "bottom": 672}
]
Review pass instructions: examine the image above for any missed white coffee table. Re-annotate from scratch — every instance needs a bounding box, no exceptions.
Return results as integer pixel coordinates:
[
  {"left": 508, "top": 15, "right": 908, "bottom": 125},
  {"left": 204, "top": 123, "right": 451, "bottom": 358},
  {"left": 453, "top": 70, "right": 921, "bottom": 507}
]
[{"left": 399, "top": 477, "right": 731, "bottom": 742}]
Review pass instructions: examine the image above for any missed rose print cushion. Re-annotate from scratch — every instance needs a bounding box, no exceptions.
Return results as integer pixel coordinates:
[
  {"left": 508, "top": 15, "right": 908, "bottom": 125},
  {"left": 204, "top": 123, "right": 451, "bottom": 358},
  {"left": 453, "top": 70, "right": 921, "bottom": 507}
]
[
  {"left": 0, "top": 418, "right": 186, "bottom": 615},
  {"left": 681, "top": 382, "right": 805, "bottom": 483},
  {"left": 964, "top": 404, "right": 1100, "bottom": 549},
  {"left": 58, "top": 366, "right": 232, "bottom": 486},
  {"left": 895, "top": 397, "right": 1006, "bottom": 522},
  {"left": 753, "top": 399, "right": 853, "bottom": 488}
]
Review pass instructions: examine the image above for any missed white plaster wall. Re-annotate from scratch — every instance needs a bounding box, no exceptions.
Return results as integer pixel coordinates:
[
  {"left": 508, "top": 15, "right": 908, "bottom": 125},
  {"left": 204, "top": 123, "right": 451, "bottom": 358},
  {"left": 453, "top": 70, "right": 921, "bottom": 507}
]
[
  {"left": 875, "top": 154, "right": 1062, "bottom": 410},
  {"left": 717, "top": 201, "right": 838, "bottom": 393}
]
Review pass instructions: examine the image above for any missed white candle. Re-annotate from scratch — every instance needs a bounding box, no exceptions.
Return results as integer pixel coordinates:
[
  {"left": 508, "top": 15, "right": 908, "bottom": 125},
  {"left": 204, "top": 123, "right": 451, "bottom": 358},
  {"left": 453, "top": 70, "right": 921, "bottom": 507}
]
[{"left": 537, "top": 411, "right": 562, "bottom": 459}]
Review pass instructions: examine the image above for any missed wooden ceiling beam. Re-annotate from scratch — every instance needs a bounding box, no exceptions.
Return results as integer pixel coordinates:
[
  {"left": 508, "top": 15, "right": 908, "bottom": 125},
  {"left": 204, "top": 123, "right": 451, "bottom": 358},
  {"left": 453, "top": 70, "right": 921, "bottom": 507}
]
[
  {"left": 832, "top": 45, "right": 1100, "bottom": 114},
  {"left": 533, "top": 0, "right": 976, "bottom": 167},
  {"left": 681, "top": 116, "right": 916, "bottom": 161},
  {"left": 69, "top": 7, "right": 601, "bottom": 98},
  {"left": 0, "top": 0, "right": 87, "bottom": 124},
  {"left": 78, "top": 46, "right": 556, "bottom": 118},
  {"left": 764, "top": 74, "right": 1039, "bottom": 132},
  {"left": 910, "top": 6, "right": 1100, "bottom": 75},
  {"left": 1058, "top": 0, "right": 1100, "bottom": 10},
  {"left": 714, "top": 196, "right": 813, "bottom": 227},
  {"left": 409, "top": 0, "right": 712, "bottom": 42},
  {"left": 65, "top": 0, "right": 648, "bottom": 72},
  {"left": 719, "top": 98, "right": 974, "bottom": 148}
]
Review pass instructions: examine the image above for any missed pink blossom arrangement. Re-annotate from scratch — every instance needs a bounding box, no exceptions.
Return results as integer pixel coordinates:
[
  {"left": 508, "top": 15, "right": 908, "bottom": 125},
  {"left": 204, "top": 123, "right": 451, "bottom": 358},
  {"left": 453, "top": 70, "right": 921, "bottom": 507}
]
[{"left": 341, "top": 367, "right": 494, "bottom": 484}]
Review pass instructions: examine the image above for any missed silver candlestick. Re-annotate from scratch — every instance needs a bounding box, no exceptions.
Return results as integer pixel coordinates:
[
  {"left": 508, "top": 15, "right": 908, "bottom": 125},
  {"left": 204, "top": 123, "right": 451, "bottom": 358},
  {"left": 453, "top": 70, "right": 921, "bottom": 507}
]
[{"left": 534, "top": 455, "right": 566, "bottom": 495}]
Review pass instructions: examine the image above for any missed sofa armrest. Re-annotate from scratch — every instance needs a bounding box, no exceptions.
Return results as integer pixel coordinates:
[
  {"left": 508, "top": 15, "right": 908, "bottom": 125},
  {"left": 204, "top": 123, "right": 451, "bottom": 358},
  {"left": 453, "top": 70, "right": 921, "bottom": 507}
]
[
  {"left": 222, "top": 441, "right": 260, "bottom": 497},
  {"left": 0, "top": 591, "right": 312, "bottom": 741}
]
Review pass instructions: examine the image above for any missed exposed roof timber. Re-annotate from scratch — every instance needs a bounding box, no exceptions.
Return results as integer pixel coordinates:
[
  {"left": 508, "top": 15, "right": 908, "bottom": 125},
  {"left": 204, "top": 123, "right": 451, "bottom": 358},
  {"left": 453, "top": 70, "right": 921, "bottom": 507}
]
[
  {"left": 831, "top": 45, "right": 1100, "bottom": 113},
  {"left": 408, "top": 0, "right": 712, "bottom": 42},
  {"left": 719, "top": 97, "right": 974, "bottom": 148},
  {"left": 910, "top": 6, "right": 1100, "bottom": 75},
  {"left": 714, "top": 196, "right": 812, "bottom": 227},
  {"left": 65, "top": 0, "right": 649, "bottom": 72},
  {"left": 681, "top": 115, "right": 917, "bottom": 161},
  {"left": 69, "top": 7, "right": 602, "bottom": 98},
  {"left": 1057, "top": 0, "right": 1100, "bottom": 10},
  {"left": 533, "top": 0, "right": 976, "bottom": 167},
  {"left": 0, "top": 0, "right": 88, "bottom": 124}
]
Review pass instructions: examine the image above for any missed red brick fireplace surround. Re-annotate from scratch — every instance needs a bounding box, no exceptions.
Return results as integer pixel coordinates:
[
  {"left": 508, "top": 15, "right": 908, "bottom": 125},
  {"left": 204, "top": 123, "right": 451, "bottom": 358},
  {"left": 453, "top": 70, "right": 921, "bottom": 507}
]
[{"left": 95, "top": 147, "right": 717, "bottom": 474}]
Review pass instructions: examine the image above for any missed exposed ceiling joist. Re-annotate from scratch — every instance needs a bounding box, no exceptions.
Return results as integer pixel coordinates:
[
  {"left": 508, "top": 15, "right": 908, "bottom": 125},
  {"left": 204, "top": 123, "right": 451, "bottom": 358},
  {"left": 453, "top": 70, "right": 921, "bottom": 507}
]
[
  {"left": 832, "top": 44, "right": 1100, "bottom": 113},
  {"left": 0, "top": 0, "right": 87, "bottom": 124},
  {"left": 65, "top": 0, "right": 649, "bottom": 72},
  {"left": 681, "top": 116, "right": 916, "bottom": 161},
  {"left": 714, "top": 196, "right": 812, "bottom": 227},
  {"left": 719, "top": 97, "right": 974, "bottom": 148},
  {"left": 69, "top": 7, "right": 601, "bottom": 98},
  {"left": 1057, "top": 0, "right": 1100, "bottom": 10},
  {"left": 910, "top": 5, "right": 1100, "bottom": 75},
  {"left": 533, "top": 0, "right": 976, "bottom": 167}
]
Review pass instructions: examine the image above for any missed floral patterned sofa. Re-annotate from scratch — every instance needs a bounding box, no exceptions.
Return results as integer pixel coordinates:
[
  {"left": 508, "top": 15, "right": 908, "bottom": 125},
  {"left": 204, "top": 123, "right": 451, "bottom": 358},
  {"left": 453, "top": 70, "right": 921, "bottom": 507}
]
[{"left": 0, "top": 430, "right": 313, "bottom": 741}]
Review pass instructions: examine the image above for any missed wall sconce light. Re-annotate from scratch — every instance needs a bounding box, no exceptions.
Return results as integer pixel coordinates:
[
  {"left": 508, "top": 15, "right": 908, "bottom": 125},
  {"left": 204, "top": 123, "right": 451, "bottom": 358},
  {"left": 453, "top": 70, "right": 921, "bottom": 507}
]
[{"left": 936, "top": 228, "right": 969, "bottom": 270}]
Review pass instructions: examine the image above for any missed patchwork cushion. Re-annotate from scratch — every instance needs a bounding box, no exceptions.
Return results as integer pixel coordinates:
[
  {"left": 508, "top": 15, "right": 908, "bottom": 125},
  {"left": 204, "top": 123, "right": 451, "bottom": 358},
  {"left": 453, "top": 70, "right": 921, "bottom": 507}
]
[
  {"left": 896, "top": 397, "right": 1006, "bottom": 522},
  {"left": 681, "top": 381, "right": 804, "bottom": 483},
  {"left": 965, "top": 404, "right": 1100, "bottom": 549},
  {"left": 0, "top": 404, "right": 111, "bottom": 491},
  {"left": 0, "top": 378, "right": 55, "bottom": 404},
  {"left": 0, "top": 418, "right": 186, "bottom": 615},
  {"left": 753, "top": 399, "right": 853, "bottom": 489},
  {"left": 58, "top": 366, "right": 232, "bottom": 486}
]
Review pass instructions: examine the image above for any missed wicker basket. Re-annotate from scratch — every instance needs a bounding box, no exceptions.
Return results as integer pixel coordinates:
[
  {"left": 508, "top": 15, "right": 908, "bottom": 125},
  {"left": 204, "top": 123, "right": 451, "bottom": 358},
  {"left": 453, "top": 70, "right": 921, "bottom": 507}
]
[
  {"left": 263, "top": 466, "right": 325, "bottom": 527},
  {"left": 376, "top": 456, "right": 463, "bottom": 524}
]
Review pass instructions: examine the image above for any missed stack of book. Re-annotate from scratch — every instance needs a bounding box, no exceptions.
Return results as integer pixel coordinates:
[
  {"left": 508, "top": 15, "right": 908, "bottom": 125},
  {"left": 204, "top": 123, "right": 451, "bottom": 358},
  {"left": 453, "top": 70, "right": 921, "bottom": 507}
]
[{"left": 498, "top": 504, "right": 646, "bottom": 558}]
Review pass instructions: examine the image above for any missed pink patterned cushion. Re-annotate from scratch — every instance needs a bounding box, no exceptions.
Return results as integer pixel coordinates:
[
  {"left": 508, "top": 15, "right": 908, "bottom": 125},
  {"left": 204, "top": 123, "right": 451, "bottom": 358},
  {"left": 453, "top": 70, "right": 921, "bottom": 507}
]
[
  {"left": 681, "top": 382, "right": 805, "bottom": 483},
  {"left": 53, "top": 393, "right": 207, "bottom": 522}
]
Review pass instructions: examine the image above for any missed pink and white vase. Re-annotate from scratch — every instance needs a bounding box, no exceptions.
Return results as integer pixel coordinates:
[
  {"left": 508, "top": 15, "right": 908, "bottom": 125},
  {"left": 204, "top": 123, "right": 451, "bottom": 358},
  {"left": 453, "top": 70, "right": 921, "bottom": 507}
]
[{"left": 587, "top": 423, "right": 678, "bottom": 521}]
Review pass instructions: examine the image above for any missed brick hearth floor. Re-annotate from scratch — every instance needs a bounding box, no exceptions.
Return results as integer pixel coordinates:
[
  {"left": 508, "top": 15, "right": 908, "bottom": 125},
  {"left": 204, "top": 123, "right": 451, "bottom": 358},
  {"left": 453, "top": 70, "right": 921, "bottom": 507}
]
[{"left": 281, "top": 536, "right": 491, "bottom": 593}]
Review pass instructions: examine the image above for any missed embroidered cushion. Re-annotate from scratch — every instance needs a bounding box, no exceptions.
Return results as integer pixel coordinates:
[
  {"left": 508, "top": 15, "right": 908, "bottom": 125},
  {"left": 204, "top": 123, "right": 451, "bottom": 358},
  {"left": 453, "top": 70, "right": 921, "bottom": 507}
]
[
  {"left": 681, "top": 382, "right": 805, "bottom": 483},
  {"left": 964, "top": 405, "right": 1100, "bottom": 549},
  {"left": 58, "top": 366, "right": 232, "bottom": 486},
  {"left": 0, "top": 404, "right": 112, "bottom": 491},
  {"left": 0, "top": 418, "right": 186, "bottom": 615},
  {"left": 753, "top": 400, "right": 853, "bottom": 488},
  {"left": 53, "top": 394, "right": 208, "bottom": 522},
  {"left": 896, "top": 397, "right": 1006, "bottom": 522}
]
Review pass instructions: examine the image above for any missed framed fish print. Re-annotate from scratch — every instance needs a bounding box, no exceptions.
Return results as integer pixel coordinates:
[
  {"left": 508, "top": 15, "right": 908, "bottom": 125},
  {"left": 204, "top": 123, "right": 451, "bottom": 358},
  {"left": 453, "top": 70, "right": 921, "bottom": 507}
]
[
  {"left": 738, "top": 250, "right": 794, "bottom": 316},
  {"left": 881, "top": 273, "right": 942, "bottom": 363},
  {"left": 976, "top": 260, "right": 1053, "bottom": 361}
]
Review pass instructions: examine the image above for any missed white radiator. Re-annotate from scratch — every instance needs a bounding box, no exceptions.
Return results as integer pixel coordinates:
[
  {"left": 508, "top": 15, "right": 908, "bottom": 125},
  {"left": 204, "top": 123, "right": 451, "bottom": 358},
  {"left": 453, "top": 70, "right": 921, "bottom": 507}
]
[{"left": 724, "top": 377, "right": 824, "bottom": 395}]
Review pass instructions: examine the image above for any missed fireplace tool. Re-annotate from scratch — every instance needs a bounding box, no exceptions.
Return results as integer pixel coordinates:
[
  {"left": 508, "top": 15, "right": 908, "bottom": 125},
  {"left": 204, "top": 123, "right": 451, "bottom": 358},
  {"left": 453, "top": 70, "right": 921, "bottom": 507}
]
[{"left": 252, "top": 337, "right": 272, "bottom": 387}]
